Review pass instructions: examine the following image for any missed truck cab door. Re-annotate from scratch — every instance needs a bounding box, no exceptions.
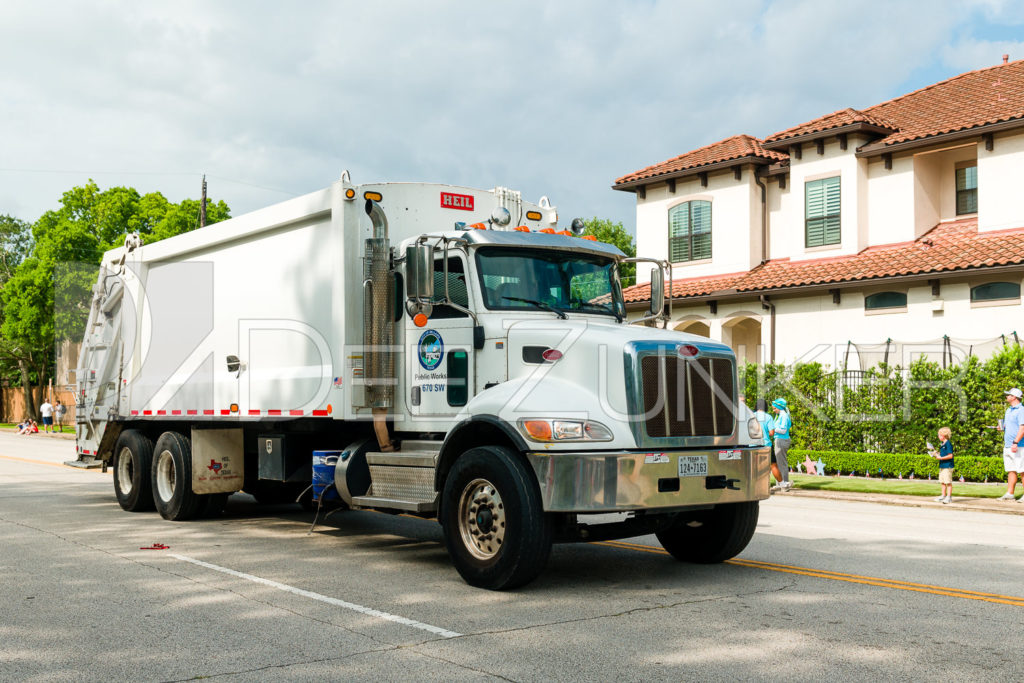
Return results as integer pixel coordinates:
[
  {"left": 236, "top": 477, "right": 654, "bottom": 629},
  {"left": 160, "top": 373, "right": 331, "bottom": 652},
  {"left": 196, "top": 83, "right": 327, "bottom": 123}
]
[{"left": 406, "top": 253, "right": 474, "bottom": 417}]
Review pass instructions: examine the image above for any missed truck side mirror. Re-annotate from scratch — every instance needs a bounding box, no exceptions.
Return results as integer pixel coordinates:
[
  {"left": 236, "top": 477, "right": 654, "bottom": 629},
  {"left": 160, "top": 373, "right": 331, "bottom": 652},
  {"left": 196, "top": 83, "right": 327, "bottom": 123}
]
[
  {"left": 406, "top": 245, "right": 435, "bottom": 302},
  {"left": 649, "top": 267, "right": 664, "bottom": 317}
]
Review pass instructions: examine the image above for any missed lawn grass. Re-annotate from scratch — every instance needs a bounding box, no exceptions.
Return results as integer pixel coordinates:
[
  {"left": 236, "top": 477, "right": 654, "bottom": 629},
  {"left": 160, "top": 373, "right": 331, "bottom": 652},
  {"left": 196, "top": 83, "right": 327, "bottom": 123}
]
[{"left": 781, "top": 473, "right": 1013, "bottom": 499}]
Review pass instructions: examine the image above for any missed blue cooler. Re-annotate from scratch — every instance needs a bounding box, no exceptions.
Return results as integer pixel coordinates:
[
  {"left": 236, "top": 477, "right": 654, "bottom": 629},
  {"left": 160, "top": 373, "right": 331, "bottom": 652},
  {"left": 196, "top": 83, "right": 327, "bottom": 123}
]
[{"left": 312, "top": 450, "right": 341, "bottom": 502}]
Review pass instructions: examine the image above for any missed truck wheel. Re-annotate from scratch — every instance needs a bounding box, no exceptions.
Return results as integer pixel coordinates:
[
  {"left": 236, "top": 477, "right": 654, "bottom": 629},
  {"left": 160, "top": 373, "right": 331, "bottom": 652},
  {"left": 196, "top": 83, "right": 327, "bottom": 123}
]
[
  {"left": 656, "top": 501, "right": 759, "bottom": 564},
  {"left": 151, "top": 431, "right": 202, "bottom": 521},
  {"left": 112, "top": 430, "right": 155, "bottom": 512},
  {"left": 441, "top": 445, "right": 552, "bottom": 590}
]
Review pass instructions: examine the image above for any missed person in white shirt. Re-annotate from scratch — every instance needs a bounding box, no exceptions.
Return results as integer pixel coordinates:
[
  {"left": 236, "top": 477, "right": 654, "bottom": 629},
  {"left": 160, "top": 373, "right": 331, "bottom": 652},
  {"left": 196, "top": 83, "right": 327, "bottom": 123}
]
[{"left": 39, "top": 400, "right": 54, "bottom": 434}]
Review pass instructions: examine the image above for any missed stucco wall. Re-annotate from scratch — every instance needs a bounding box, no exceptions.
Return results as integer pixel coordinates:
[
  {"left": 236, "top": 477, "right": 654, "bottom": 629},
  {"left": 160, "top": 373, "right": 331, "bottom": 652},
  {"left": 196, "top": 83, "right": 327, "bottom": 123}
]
[
  {"left": 634, "top": 168, "right": 760, "bottom": 283},
  {"left": 978, "top": 130, "right": 1024, "bottom": 232}
]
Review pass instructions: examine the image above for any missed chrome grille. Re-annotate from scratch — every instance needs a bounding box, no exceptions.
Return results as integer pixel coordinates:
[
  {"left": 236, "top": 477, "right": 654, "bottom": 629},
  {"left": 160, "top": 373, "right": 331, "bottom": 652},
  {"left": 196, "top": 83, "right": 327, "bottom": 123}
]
[{"left": 639, "top": 355, "right": 734, "bottom": 438}]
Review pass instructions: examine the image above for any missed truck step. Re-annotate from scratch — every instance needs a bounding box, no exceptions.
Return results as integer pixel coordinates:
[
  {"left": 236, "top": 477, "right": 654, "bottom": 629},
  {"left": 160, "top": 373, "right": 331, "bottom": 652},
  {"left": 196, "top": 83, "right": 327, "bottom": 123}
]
[
  {"left": 366, "top": 450, "right": 438, "bottom": 468},
  {"left": 349, "top": 495, "right": 437, "bottom": 513},
  {"left": 399, "top": 439, "right": 443, "bottom": 453}
]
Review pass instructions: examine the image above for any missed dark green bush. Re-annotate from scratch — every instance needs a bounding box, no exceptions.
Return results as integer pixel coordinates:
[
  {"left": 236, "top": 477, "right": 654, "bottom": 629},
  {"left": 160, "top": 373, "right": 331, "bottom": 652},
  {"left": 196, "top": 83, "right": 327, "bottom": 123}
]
[
  {"left": 789, "top": 449, "right": 1007, "bottom": 483},
  {"left": 740, "top": 344, "right": 1024, "bottom": 459}
]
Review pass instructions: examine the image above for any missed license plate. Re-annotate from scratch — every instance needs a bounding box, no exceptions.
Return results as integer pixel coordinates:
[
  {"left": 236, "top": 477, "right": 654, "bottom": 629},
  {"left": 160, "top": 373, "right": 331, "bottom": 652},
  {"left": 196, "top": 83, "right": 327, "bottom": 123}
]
[{"left": 678, "top": 455, "right": 708, "bottom": 477}]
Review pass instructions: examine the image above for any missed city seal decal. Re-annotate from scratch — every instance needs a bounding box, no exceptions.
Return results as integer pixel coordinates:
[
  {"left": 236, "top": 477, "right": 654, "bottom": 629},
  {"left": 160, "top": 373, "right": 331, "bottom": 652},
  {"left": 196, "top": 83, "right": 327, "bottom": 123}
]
[{"left": 418, "top": 329, "right": 444, "bottom": 371}]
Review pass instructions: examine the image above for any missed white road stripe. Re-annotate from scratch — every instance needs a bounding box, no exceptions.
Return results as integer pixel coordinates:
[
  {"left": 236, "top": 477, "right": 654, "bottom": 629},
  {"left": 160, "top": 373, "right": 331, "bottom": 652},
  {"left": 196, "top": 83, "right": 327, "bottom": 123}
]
[{"left": 171, "top": 554, "right": 462, "bottom": 639}]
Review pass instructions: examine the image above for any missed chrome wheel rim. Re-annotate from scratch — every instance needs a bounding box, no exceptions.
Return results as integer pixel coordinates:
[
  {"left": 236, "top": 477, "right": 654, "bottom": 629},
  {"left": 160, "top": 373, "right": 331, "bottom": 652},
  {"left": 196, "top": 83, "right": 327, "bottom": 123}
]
[
  {"left": 156, "top": 450, "right": 176, "bottom": 502},
  {"left": 116, "top": 447, "right": 133, "bottom": 495},
  {"left": 457, "top": 478, "right": 505, "bottom": 561}
]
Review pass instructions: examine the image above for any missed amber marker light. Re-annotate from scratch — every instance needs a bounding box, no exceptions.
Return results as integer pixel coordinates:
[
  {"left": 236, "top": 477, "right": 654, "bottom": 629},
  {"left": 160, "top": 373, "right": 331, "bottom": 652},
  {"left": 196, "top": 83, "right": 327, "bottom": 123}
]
[
  {"left": 363, "top": 191, "right": 383, "bottom": 202},
  {"left": 230, "top": 403, "right": 239, "bottom": 413},
  {"left": 344, "top": 188, "right": 356, "bottom": 199},
  {"left": 413, "top": 313, "right": 429, "bottom": 327},
  {"left": 514, "top": 226, "right": 530, "bottom": 232},
  {"left": 525, "top": 210, "right": 542, "bottom": 221},
  {"left": 523, "top": 420, "right": 553, "bottom": 441},
  {"left": 539, "top": 227, "right": 555, "bottom": 234}
]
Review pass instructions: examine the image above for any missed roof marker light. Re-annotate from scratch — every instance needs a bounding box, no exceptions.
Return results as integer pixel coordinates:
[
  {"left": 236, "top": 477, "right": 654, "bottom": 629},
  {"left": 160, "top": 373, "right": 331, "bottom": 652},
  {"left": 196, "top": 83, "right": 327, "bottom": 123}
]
[
  {"left": 514, "top": 226, "right": 531, "bottom": 232},
  {"left": 525, "top": 210, "right": 543, "bottom": 221},
  {"left": 363, "top": 191, "right": 383, "bottom": 202},
  {"left": 556, "top": 230, "right": 572, "bottom": 236},
  {"left": 582, "top": 235, "right": 597, "bottom": 241},
  {"left": 539, "top": 228, "right": 555, "bottom": 234},
  {"left": 344, "top": 188, "right": 356, "bottom": 200}
]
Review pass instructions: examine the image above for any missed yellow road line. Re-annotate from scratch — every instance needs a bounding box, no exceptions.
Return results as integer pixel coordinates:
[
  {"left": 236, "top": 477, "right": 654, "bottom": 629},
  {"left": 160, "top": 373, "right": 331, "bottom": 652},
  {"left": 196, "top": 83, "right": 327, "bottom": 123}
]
[
  {"left": 0, "top": 453, "right": 109, "bottom": 473},
  {"left": 594, "top": 539, "right": 1024, "bottom": 608}
]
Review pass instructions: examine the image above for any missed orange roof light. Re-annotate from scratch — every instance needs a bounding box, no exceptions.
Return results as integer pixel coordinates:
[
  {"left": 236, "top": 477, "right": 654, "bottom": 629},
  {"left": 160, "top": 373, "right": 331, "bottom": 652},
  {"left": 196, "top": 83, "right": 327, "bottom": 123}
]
[
  {"left": 539, "top": 228, "right": 555, "bottom": 234},
  {"left": 514, "top": 226, "right": 530, "bottom": 232},
  {"left": 469, "top": 222, "right": 487, "bottom": 230},
  {"left": 582, "top": 235, "right": 597, "bottom": 241},
  {"left": 557, "top": 230, "right": 572, "bottom": 236}
]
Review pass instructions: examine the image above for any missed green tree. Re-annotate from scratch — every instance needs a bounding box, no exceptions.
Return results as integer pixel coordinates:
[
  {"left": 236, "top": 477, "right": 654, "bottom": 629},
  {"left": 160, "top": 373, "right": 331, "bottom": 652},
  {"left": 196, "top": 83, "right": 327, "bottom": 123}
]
[
  {"left": 0, "top": 214, "right": 32, "bottom": 284},
  {"left": 1, "top": 181, "right": 231, "bottom": 415},
  {"left": 583, "top": 217, "right": 636, "bottom": 287}
]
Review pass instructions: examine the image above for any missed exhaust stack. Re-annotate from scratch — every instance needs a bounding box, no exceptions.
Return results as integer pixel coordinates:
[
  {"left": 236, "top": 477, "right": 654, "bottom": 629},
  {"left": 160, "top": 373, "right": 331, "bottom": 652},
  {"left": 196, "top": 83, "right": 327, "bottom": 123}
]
[{"left": 362, "top": 199, "right": 395, "bottom": 451}]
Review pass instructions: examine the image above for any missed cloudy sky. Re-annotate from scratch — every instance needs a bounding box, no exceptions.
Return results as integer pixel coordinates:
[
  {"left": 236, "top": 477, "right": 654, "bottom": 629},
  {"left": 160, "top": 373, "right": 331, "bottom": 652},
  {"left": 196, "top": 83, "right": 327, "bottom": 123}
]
[{"left": 2, "top": 1, "right": 1023, "bottom": 235}]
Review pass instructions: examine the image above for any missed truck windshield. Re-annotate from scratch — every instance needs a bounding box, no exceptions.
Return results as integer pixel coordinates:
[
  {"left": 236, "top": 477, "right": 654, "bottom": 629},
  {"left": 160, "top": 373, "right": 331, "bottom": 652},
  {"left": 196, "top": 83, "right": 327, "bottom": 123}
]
[{"left": 475, "top": 247, "right": 622, "bottom": 318}]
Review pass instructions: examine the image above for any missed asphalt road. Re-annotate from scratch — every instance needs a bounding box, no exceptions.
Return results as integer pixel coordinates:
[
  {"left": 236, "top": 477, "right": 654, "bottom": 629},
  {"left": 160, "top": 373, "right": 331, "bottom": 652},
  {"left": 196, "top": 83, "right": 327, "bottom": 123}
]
[{"left": 3, "top": 432, "right": 1024, "bottom": 682}]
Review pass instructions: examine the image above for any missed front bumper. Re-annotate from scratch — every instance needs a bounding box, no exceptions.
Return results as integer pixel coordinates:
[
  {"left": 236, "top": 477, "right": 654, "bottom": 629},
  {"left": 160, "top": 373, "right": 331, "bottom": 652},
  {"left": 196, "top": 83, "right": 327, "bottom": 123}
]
[{"left": 525, "top": 446, "right": 770, "bottom": 512}]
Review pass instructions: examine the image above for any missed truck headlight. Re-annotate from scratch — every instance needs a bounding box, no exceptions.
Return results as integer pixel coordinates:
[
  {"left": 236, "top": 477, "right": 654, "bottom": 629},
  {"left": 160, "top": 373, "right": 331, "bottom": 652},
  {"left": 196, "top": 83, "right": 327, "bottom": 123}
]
[
  {"left": 518, "top": 419, "right": 614, "bottom": 442},
  {"left": 747, "top": 417, "right": 762, "bottom": 440}
]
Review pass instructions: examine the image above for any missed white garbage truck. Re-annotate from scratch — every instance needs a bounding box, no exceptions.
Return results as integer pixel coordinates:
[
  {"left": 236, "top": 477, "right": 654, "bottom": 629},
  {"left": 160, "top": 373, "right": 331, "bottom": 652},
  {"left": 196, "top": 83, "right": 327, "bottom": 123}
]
[{"left": 75, "top": 174, "right": 770, "bottom": 589}]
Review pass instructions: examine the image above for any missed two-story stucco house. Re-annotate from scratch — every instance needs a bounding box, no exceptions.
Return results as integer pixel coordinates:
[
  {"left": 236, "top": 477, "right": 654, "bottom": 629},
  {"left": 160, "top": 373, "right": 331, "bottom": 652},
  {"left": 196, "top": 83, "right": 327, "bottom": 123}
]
[{"left": 614, "top": 58, "right": 1024, "bottom": 369}]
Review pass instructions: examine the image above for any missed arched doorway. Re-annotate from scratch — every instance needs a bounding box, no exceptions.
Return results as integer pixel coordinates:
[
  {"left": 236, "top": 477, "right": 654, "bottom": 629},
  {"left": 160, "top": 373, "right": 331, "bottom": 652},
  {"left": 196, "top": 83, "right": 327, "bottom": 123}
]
[
  {"left": 674, "top": 318, "right": 710, "bottom": 338},
  {"left": 722, "top": 314, "right": 762, "bottom": 365}
]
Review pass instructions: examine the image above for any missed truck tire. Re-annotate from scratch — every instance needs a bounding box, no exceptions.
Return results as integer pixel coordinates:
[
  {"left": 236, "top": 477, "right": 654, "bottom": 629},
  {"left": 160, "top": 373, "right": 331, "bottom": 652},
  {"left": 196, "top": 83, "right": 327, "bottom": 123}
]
[
  {"left": 441, "top": 445, "right": 552, "bottom": 590},
  {"left": 655, "top": 501, "right": 759, "bottom": 564},
  {"left": 112, "top": 430, "right": 155, "bottom": 512},
  {"left": 151, "top": 431, "right": 203, "bottom": 521}
]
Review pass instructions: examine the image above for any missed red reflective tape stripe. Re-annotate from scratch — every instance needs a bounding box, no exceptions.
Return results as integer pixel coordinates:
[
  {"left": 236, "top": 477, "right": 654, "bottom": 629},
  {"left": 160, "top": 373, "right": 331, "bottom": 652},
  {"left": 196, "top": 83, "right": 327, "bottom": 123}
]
[
  {"left": 203, "top": 409, "right": 214, "bottom": 415},
  {"left": 221, "top": 410, "right": 231, "bottom": 416},
  {"left": 131, "top": 410, "right": 139, "bottom": 416},
  {"left": 157, "top": 410, "right": 167, "bottom": 416},
  {"left": 171, "top": 410, "right": 182, "bottom": 416},
  {"left": 248, "top": 409, "right": 260, "bottom": 416},
  {"left": 187, "top": 410, "right": 198, "bottom": 415},
  {"left": 267, "top": 409, "right": 282, "bottom": 416},
  {"left": 312, "top": 409, "right": 329, "bottom": 416},
  {"left": 289, "top": 410, "right": 303, "bottom": 416},
  {"left": 143, "top": 410, "right": 152, "bottom": 416}
]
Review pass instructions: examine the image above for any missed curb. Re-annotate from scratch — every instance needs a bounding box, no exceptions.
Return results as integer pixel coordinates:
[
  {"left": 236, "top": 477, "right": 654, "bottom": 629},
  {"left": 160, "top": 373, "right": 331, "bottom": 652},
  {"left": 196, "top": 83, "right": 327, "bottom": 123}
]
[{"left": 777, "top": 487, "right": 1024, "bottom": 516}]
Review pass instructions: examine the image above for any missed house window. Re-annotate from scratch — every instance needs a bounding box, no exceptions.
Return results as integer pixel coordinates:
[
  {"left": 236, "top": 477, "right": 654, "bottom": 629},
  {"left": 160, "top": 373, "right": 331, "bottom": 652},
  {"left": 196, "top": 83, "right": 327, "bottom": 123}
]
[
  {"left": 970, "top": 281, "right": 1020, "bottom": 302},
  {"left": 668, "top": 200, "right": 711, "bottom": 263},
  {"left": 956, "top": 164, "right": 978, "bottom": 215},
  {"left": 805, "top": 176, "right": 841, "bottom": 247},
  {"left": 865, "top": 291, "right": 907, "bottom": 310}
]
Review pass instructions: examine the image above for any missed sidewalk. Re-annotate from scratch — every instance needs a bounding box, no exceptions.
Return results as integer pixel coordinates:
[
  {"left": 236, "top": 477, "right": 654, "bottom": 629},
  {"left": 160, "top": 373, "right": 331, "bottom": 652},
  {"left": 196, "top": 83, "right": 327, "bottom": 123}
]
[{"left": 777, "top": 487, "right": 1024, "bottom": 516}]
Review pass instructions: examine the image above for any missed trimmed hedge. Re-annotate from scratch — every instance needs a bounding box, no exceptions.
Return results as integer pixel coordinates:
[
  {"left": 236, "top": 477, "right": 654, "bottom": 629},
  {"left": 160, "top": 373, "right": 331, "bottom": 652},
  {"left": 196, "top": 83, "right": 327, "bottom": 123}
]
[
  {"left": 789, "top": 448, "right": 1007, "bottom": 483},
  {"left": 740, "top": 344, "right": 1024, "bottom": 459}
]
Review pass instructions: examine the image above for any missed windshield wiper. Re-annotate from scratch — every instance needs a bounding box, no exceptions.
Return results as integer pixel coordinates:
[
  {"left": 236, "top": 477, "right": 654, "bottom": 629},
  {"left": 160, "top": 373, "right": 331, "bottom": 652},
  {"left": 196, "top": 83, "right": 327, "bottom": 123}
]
[
  {"left": 502, "top": 296, "right": 568, "bottom": 320},
  {"left": 572, "top": 301, "right": 622, "bottom": 323}
]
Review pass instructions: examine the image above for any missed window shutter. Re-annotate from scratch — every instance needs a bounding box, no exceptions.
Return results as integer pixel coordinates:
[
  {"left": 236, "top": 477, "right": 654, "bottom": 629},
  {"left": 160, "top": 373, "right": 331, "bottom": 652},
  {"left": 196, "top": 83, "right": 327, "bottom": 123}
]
[
  {"left": 691, "top": 201, "right": 711, "bottom": 259},
  {"left": 806, "top": 177, "right": 840, "bottom": 247},
  {"left": 668, "top": 205, "right": 690, "bottom": 262}
]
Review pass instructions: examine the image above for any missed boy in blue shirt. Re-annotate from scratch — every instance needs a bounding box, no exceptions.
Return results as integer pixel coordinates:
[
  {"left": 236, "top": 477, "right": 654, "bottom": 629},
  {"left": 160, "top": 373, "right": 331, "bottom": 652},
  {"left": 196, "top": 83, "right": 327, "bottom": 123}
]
[{"left": 929, "top": 427, "right": 954, "bottom": 504}]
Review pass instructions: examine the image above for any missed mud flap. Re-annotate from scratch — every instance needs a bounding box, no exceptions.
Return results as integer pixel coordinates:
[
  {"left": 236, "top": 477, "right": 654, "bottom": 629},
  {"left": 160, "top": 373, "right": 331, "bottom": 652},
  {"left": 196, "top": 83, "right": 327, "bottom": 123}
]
[{"left": 191, "top": 428, "right": 244, "bottom": 494}]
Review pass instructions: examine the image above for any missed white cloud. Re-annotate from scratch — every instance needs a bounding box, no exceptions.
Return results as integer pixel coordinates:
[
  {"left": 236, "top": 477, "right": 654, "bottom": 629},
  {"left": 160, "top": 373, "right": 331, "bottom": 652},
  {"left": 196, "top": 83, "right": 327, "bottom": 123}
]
[{"left": 0, "top": 0, "right": 1014, "bottom": 236}]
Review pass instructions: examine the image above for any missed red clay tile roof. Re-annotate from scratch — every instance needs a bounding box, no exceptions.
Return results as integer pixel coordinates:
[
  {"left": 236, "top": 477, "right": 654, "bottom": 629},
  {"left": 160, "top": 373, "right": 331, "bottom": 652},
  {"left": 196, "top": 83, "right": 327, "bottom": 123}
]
[
  {"left": 763, "top": 108, "right": 898, "bottom": 144},
  {"left": 621, "top": 219, "right": 1024, "bottom": 303},
  {"left": 764, "top": 60, "right": 1024, "bottom": 149},
  {"left": 615, "top": 134, "right": 788, "bottom": 186},
  {"left": 619, "top": 60, "right": 1024, "bottom": 187},
  {"left": 865, "top": 59, "right": 1024, "bottom": 146}
]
